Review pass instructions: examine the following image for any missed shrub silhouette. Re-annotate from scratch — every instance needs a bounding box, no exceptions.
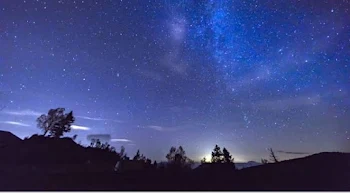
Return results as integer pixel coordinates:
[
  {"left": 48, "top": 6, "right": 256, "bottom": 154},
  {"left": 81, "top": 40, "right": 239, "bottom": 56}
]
[
  {"left": 166, "top": 146, "right": 194, "bottom": 170},
  {"left": 36, "top": 108, "right": 75, "bottom": 138},
  {"left": 261, "top": 158, "right": 269, "bottom": 164},
  {"left": 132, "top": 149, "right": 152, "bottom": 165},
  {"left": 153, "top": 160, "right": 158, "bottom": 168},
  {"left": 89, "top": 138, "right": 116, "bottom": 153}
]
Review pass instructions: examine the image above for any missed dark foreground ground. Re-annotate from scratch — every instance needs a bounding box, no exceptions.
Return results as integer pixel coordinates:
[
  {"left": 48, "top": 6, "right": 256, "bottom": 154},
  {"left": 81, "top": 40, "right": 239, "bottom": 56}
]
[
  {"left": 0, "top": 131, "right": 349, "bottom": 190},
  {"left": 1, "top": 152, "right": 350, "bottom": 191}
]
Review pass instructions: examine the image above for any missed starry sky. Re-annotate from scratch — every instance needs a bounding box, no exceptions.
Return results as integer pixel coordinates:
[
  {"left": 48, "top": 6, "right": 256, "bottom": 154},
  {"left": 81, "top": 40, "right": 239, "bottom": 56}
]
[{"left": 0, "top": 0, "right": 349, "bottom": 162}]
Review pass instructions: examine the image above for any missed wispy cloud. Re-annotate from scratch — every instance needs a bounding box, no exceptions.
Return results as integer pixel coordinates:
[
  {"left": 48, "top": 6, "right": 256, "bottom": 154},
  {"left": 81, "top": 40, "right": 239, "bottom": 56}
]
[
  {"left": 256, "top": 95, "right": 321, "bottom": 111},
  {"left": 147, "top": 125, "right": 164, "bottom": 131},
  {"left": 77, "top": 116, "right": 123, "bottom": 123},
  {"left": 77, "top": 116, "right": 106, "bottom": 121},
  {"left": 147, "top": 124, "right": 191, "bottom": 132},
  {"left": 71, "top": 125, "right": 90, "bottom": 131},
  {"left": 0, "top": 121, "right": 30, "bottom": 127},
  {"left": 110, "top": 138, "right": 133, "bottom": 143},
  {"left": 277, "top": 150, "right": 311, "bottom": 155},
  {"left": 2, "top": 109, "right": 42, "bottom": 117},
  {"left": 1, "top": 121, "right": 89, "bottom": 130},
  {"left": 2, "top": 110, "right": 123, "bottom": 123}
]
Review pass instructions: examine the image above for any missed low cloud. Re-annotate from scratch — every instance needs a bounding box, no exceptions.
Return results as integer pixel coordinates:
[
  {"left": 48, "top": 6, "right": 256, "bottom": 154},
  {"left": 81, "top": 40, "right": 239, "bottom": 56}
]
[
  {"left": 277, "top": 150, "right": 311, "bottom": 155},
  {"left": 110, "top": 138, "right": 133, "bottom": 143},
  {"left": 77, "top": 116, "right": 123, "bottom": 123},
  {"left": 2, "top": 110, "right": 123, "bottom": 123},
  {"left": 77, "top": 116, "right": 106, "bottom": 121},
  {"left": 86, "top": 135, "right": 132, "bottom": 144},
  {"left": 148, "top": 125, "right": 164, "bottom": 131},
  {"left": 2, "top": 109, "right": 42, "bottom": 117},
  {"left": 0, "top": 121, "right": 30, "bottom": 127},
  {"left": 147, "top": 124, "right": 192, "bottom": 132},
  {"left": 71, "top": 125, "right": 90, "bottom": 131}
]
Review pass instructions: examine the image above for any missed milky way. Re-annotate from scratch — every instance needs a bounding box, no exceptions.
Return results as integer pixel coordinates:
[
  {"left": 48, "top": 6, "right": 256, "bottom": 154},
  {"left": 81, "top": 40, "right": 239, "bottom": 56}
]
[{"left": 0, "top": 0, "right": 349, "bottom": 162}]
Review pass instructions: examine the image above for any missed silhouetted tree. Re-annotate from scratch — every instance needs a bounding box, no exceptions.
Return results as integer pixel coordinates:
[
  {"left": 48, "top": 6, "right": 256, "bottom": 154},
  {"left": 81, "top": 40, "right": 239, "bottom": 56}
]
[
  {"left": 72, "top": 134, "right": 78, "bottom": 141},
  {"left": 132, "top": 149, "right": 150, "bottom": 164},
  {"left": 140, "top": 154, "right": 146, "bottom": 161},
  {"left": 166, "top": 146, "right": 193, "bottom": 169},
  {"left": 90, "top": 138, "right": 102, "bottom": 148},
  {"left": 222, "top": 147, "right": 236, "bottom": 170},
  {"left": 36, "top": 108, "right": 75, "bottom": 138},
  {"left": 201, "top": 157, "right": 207, "bottom": 164},
  {"left": 119, "top": 146, "right": 129, "bottom": 160},
  {"left": 153, "top": 160, "right": 158, "bottom": 168},
  {"left": 89, "top": 138, "right": 116, "bottom": 152},
  {"left": 261, "top": 158, "right": 269, "bottom": 164},
  {"left": 222, "top": 148, "right": 234, "bottom": 163},
  {"left": 211, "top": 144, "right": 224, "bottom": 163},
  {"left": 133, "top": 150, "right": 141, "bottom": 160},
  {"left": 269, "top": 148, "right": 279, "bottom": 163}
]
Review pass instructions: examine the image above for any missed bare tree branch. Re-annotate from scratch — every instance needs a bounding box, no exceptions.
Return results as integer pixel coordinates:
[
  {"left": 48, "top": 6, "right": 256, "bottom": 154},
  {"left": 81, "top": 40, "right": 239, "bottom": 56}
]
[{"left": 269, "top": 148, "right": 279, "bottom": 163}]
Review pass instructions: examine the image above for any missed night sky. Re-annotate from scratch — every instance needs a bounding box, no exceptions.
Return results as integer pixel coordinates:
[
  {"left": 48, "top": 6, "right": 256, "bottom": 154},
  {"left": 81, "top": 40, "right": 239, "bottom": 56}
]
[{"left": 0, "top": 0, "right": 349, "bottom": 162}]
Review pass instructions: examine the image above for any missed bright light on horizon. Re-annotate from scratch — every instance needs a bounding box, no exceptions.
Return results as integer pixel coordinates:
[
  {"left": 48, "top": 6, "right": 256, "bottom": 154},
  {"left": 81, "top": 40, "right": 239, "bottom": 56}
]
[{"left": 199, "top": 152, "right": 247, "bottom": 163}]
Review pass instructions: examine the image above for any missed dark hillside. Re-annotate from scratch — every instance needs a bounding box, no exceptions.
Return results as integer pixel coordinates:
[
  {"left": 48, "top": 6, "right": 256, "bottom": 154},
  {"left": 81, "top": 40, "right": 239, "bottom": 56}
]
[
  {"left": 0, "top": 130, "right": 21, "bottom": 147},
  {"left": 236, "top": 152, "right": 350, "bottom": 190},
  {"left": 0, "top": 131, "right": 348, "bottom": 190}
]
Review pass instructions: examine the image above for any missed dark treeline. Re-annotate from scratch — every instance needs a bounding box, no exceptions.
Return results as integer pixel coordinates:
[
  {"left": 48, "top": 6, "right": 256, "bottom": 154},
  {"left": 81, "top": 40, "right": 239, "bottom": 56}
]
[
  {"left": 0, "top": 107, "right": 349, "bottom": 190},
  {"left": 35, "top": 108, "right": 241, "bottom": 167}
]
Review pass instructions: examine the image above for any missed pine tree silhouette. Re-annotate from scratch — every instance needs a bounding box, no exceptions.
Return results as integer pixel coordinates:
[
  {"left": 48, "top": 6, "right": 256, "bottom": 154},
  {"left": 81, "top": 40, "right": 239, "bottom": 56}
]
[{"left": 211, "top": 144, "right": 223, "bottom": 163}]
